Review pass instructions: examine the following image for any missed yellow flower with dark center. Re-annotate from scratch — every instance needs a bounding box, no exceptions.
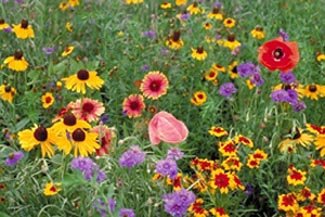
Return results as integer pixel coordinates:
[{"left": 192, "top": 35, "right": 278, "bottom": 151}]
[
  {"left": 207, "top": 7, "right": 223, "bottom": 20},
  {"left": 175, "top": 0, "right": 187, "bottom": 6},
  {"left": 59, "top": 2, "right": 69, "bottom": 11},
  {"left": 18, "top": 125, "right": 60, "bottom": 158},
  {"left": 302, "top": 84, "right": 323, "bottom": 100},
  {"left": 204, "top": 70, "right": 218, "bottom": 81},
  {"left": 203, "top": 22, "right": 212, "bottom": 30},
  {"left": 52, "top": 113, "right": 91, "bottom": 134},
  {"left": 246, "top": 80, "right": 255, "bottom": 90},
  {"left": 219, "top": 140, "right": 237, "bottom": 157},
  {"left": 287, "top": 166, "right": 306, "bottom": 186},
  {"left": 61, "top": 46, "right": 74, "bottom": 57},
  {"left": 212, "top": 64, "right": 226, "bottom": 72},
  {"left": 191, "top": 91, "right": 207, "bottom": 106},
  {"left": 43, "top": 182, "right": 61, "bottom": 196},
  {"left": 12, "top": 19, "right": 34, "bottom": 39},
  {"left": 221, "top": 34, "right": 241, "bottom": 51},
  {"left": 188, "top": 198, "right": 209, "bottom": 217},
  {"left": 68, "top": 0, "right": 79, "bottom": 7},
  {"left": 221, "top": 156, "right": 242, "bottom": 171},
  {"left": 209, "top": 169, "right": 234, "bottom": 194},
  {"left": 277, "top": 193, "right": 299, "bottom": 213},
  {"left": 187, "top": 2, "right": 202, "bottom": 15},
  {"left": 65, "top": 22, "right": 73, "bottom": 32},
  {"left": 295, "top": 187, "right": 316, "bottom": 202},
  {"left": 250, "top": 26, "right": 265, "bottom": 39},
  {"left": 0, "top": 84, "right": 16, "bottom": 103},
  {"left": 235, "top": 135, "right": 254, "bottom": 148},
  {"left": 160, "top": 2, "right": 172, "bottom": 9},
  {"left": 125, "top": 0, "right": 144, "bottom": 4},
  {"left": 0, "top": 19, "right": 9, "bottom": 30},
  {"left": 228, "top": 61, "right": 239, "bottom": 79},
  {"left": 316, "top": 53, "right": 325, "bottom": 62},
  {"left": 191, "top": 47, "right": 207, "bottom": 61},
  {"left": 208, "top": 126, "right": 228, "bottom": 137},
  {"left": 278, "top": 128, "right": 314, "bottom": 153},
  {"left": 41, "top": 92, "right": 55, "bottom": 109},
  {"left": 317, "top": 188, "right": 325, "bottom": 205},
  {"left": 3, "top": 51, "right": 29, "bottom": 72},
  {"left": 62, "top": 69, "right": 104, "bottom": 94},
  {"left": 166, "top": 31, "right": 184, "bottom": 50},
  {"left": 209, "top": 207, "right": 229, "bottom": 217},
  {"left": 223, "top": 18, "right": 236, "bottom": 28}
]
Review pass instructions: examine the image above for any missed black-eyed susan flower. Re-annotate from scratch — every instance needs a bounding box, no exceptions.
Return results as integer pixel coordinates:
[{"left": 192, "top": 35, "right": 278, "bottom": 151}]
[
  {"left": 209, "top": 169, "right": 234, "bottom": 194},
  {"left": 278, "top": 128, "right": 314, "bottom": 153},
  {"left": 43, "top": 182, "right": 61, "bottom": 196},
  {"left": 188, "top": 199, "right": 209, "bottom": 217},
  {"left": 166, "top": 31, "right": 184, "bottom": 50},
  {"left": 12, "top": 19, "right": 34, "bottom": 39},
  {"left": 246, "top": 79, "right": 255, "bottom": 90},
  {"left": 219, "top": 140, "right": 237, "bottom": 157},
  {"left": 286, "top": 166, "right": 306, "bottom": 186},
  {"left": 208, "top": 126, "right": 228, "bottom": 137},
  {"left": 125, "top": 0, "right": 144, "bottom": 4},
  {"left": 316, "top": 53, "right": 325, "bottom": 62},
  {"left": 0, "top": 84, "right": 16, "bottom": 103},
  {"left": 190, "top": 91, "right": 207, "bottom": 106},
  {"left": 223, "top": 34, "right": 241, "bottom": 51},
  {"left": 187, "top": 2, "right": 202, "bottom": 15},
  {"left": 61, "top": 45, "right": 74, "bottom": 57},
  {"left": 203, "top": 22, "right": 212, "bottom": 30},
  {"left": 204, "top": 70, "right": 218, "bottom": 81},
  {"left": 122, "top": 94, "right": 146, "bottom": 118},
  {"left": 302, "top": 84, "right": 324, "bottom": 100},
  {"left": 251, "top": 26, "right": 265, "bottom": 40},
  {"left": 207, "top": 7, "right": 223, "bottom": 20},
  {"left": 306, "top": 124, "right": 325, "bottom": 156},
  {"left": 62, "top": 69, "right": 104, "bottom": 94},
  {"left": 140, "top": 71, "right": 169, "bottom": 100},
  {"left": 52, "top": 113, "right": 91, "bottom": 134},
  {"left": 228, "top": 61, "right": 239, "bottom": 79},
  {"left": 18, "top": 125, "right": 60, "bottom": 158},
  {"left": 41, "top": 92, "right": 55, "bottom": 109},
  {"left": 65, "top": 22, "right": 73, "bottom": 32},
  {"left": 191, "top": 47, "right": 207, "bottom": 61},
  {"left": 0, "top": 19, "right": 9, "bottom": 30},
  {"left": 160, "top": 2, "right": 172, "bottom": 9},
  {"left": 3, "top": 51, "right": 29, "bottom": 72},
  {"left": 277, "top": 193, "right": 299, "bottom": 213},
  {"left": 223, "top": 18, "right": 236, "bottom": 28},
  {"left": 175, "top": 0, "right": 187, "bottom": 6},
  {"left": 210, "top": 207, "right": 229, "bottom": 217}
]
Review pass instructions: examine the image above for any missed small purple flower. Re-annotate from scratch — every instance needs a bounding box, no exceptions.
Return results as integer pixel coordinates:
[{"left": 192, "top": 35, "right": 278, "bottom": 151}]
[
  {"left": 286, "top": 89, "right": 298, "bottom": 104},
  {"left": 250, "top": 72, "right": 264, "bottom": 86},
  {"left": 215, "top": 33, "right": 222, "bottom": 40},
  {"left": 71, "top": 157, "right": 106, "bottom": 183},
  {"left": 292, "top": 101, "right": 306, "bottom": 112},
  {"left": 219, "top": 82, "right": 237, "bottom": 98},
  {"left": 119, "top": 145, "right": 146, "bottom": 168},
  {"left": 231, "top": 46, "right": 241, "bottom": 56},
  {"left": 100, "top": 114, "right": 110, "bottom": 124},
  {"left": 179, "top": 12, "right": 190, "bottom": 21},
  {"left": 94, "top": 198, "right": 116, "bottom": 217},
  {"left": 119, "top": 208, "right": 135, "bottom": 217},
  {"left": 142, "top": 30, "right": 156, "bottom": 39},
  {"left": 279, "top": 72, "right": 296, "bottom": 84},
  {"left": 279, "top": 28, "right": 289, "bottom": 41},
  {"left": 237, "top": 62, "right": 258, "bottom": 78},
  {"left": 3, "top": 27, "right": 12, "bottom": 33},
  {"left": 5, "top": 151, "right": 24, "bottom": 166},
  {"left": 244, "top": 183, "right": 254, "bottom": 196},
  {"left": 213, "top": 1, "right": 223, "bottom": 8},
  {"left": 141, "top": 64, "right": 150, "bottom": 72},
  {"left": 42, "top": 47, "right": 55, "bottom": 55},
  {"left": 162, "top": 189, "right": 196, "bottom": 217},
  {"left": 167, "top": 148, "right": 184, "bottom": 161},
  {"left": 270, "top": 89, "right": 289, "bottom": 103},
  {"left": 155, "top": 158, "right": 178, "bottom": 179}
]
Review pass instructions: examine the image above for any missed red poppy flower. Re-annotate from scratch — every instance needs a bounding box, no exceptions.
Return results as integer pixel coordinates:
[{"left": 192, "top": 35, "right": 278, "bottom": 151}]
[{"left": 258, "top": 37, "right": 299, "bottom": 72}]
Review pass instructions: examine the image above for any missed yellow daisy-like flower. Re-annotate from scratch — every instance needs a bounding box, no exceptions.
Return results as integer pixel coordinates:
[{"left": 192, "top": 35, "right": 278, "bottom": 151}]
[
  {"left": 0, "top": 19, "right": 10, "bottom": 30},
  {"left": 223, "top": 18, "right": 236, "bottom": 28},
  {"left": 160, "top": 2, "right": 172, "bottom": 9},
  {"left": 59, "top": 2, "right": 69, "bottom": 11},
  {"left": 125, "top": 0, "right": 144, "bottom": 4},
  {"left": 295, "top": 187, "right": 316, "bottom": 202},
  {"left": 208, "top": 126, "right": 228, "bottom": 137},
  {"left": 0, "top": 84, "right": 16, "bottom": 103},
  {"left": 43, "top": 182, "right": 61, "bottom": 196},
  {"left": 209, "top": 207, "right": 229, "bottom": 217},
  {"left": 65, "top": 22, "right": 73, "bottom": 32},
  {"left": 207, "top": 7, "right": 223, "bottom": 20},
  {"left": 212, "top": 64, "right": 226, "bottom": 72},
  {"left": 316, "top": 53, "right": 325, "bottom": 62},
  {"left": 191, "top": 47, "right": 208, "bottom": 61},
  {"left": 188, "top": 198, "right": 209, "bottom": 217},
  {"left": 203, "top": 22, "right": 212, "bottom": 30},
  {"left": 235, "top": 135, "right": 254, "bottom": 148},
  {"left": 250, "top": 26, "right": 265, "bottom": 40},
  {"left": 219, "top": 140, "right": 237, "bottom": 157},
  {"left": 209, "top": 169, "right": 234, "bottom": 194},
  {"left": 175, "top": 0, "right": 187, "bottom": 6},
  {"left": 246, "top": 79, "right": 255, "bottom": 90},
  {"left": 317, "top": 188, "right": 325, "bottom": 205},
  {"left": 278, "top": 129, "right": 314, "bottom": 153},
  {"left": 12, "top": 19, "right": 35, "bottom": 39},
  {"left": 222, "top": 155, "right": 242, "bottom": 171},
  {"left": 52, "top": 113, "right": 91, "bottom": 134},
  {"left": 18, "top": 125, "right": 60, "bottom": 158},
  {"left": 62, "top": 69, "right": 104, "bottom": 94},
  {"left": 166, "top": 31, "right": 184, "bottom": 50},
  {"left": 3, "top": 51, "right": 29, "bottom": 72},
  {"left": 190, "top": 91, "right": 207, "bottom": 106},
  {"left": 302, "top": 84, "right": 323, "bottom": 100},
  {"left": 187, "top": 2, "right": 202, "bottom": 15},
  {"left": 277, "top": 193, "right": 299, "bottom": 213},
  {"left": 204, "top": 69, "right": 218, "bottom": 81},
  {"left": 61, "top": 46, "right": 74, "bottom": 57},
  {"left": 222, "top": 35, "right": 241, "bottom": 51},
  {"left": 41, "top": 92, "right": 55, "bottom": 109},
  {"left": 228, "top": 61, "right": 239, "bottom": 79},
  {"left": 287, "top": 166, "right": 307, "bottom": 186},
  {"left": 68, "top": 0, "right": 79, "bottom": 7}
]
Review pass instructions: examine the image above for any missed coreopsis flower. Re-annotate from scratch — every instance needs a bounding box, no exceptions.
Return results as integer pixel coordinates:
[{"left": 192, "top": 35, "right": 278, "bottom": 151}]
[
  {"left": 277, "top": 193, "right": 299, "bottom": 213},
  {"left": 122, "top": 94, "right": 146, "bottom": 118},
  {"left": 0, "top": 19, "right": 10, "bottom": 30},
  {"left": 62, "top": 69, "right": 104, "bottom": 94},
  {"left": 302, "top": 84, "right": 324, "bottom": 100},
  {"left": 119, "top": 146, "right": 146, "bottom": 168},
  {"left": 188, "top": 199, "right": 209, "bottom": 217},
  {"left": 207, "top": 7, "right": 223, "bottom": 20},
  {"left": 166, "top": 31, "right": 184, "bottom": 50},
  {"left": 0, "top": 84, "right": 16, "bottom": 103},
  {"left": 12, "top": 19, "right": 34, "bottom": 39},
  {"left": 317, "top": 188, "right": 325, "bottom": 205},
  {"left": 221, "top": 156, "right": 242, "bottom": 171},
  {"left": 209, "top": 169, "right": 233, "bottom": 194},
  {"left": 251, "top": 149, "right": 268, "bottom": 161},
  {"left": 162, "top": 189, "right": 196, "bottom": 217},
  {"left": 316, "top": 53, "right": 325, "bottom": 62},
  {"left": 228, "top": 61, "right": 239, "bottom": 79},
  {"left": 278, "top": 129, "right": 314, "bottom": 153},
  {"left": 61, "top": 45, "right": 74, "bottom": 57},
  {"left": 41, "top": 92, "right": 55, "bottom": 109},
  {"left": 52, "top": 113, "right": 91, "bottom": 134},
  {"left": 258, "top": 37, "right": 300, "bottom": 72},
  {"left": 235, "top": 135, "right": 254, "bottom": 148},
  {"left": 160, "top": 2, "right": 172, "bottom": 9},
  {"left": 310, "top": 159, "right": 325, "bottom": 169},
  {"left": 71, "top": 157, "right": 106, "bottom": 183},
  {"left": 191, "top": 158, "right": 217, "bottom": 172},
  {"left": 204, "top": 69, "right": 218, "bottom": 81},
  {"left": 223, "top": 18, "right": 235, "bottom": 28},
  {"left": 295, "top": 187, "right": 316, "bottom": 202},
  {"left": 125, "top": 0, "right": 143, "bottom": 4},
  {"left": 187, "top": 2, "right": 202, "bottom": 15},
  {"left": 175, "top": 0, "right": 187, "bottom": 6},
  {"left": 166, "top": 173, "right": 183, "bottom": 191},
  {"left": 218, "top": 82, "right": 237, "bottom": 98},
  {"left": 208, "top": 126, "right": 228, "bottom": 137},
  {"left": 191, "top": 91, "right": 207, "bottom": 106},
  {"left": 212, "top": 63, "right": 226, "bottom": 72},
  {"left": 219, "top": 140, "right": 237, "bottom": 157},
  {"left": 210, "top": 207, "right": 229, "bottom": 217},
  {"left": 119, "top": 208, "right": 135, "bottom": 217},
  {"left": 140, "top": 71, "right": 169, "bottom": 100},
  {"left": 155, "top": 158, "right": 178, "bottom": 180},
  {"left": 296, "top": 205, "right": 322, "bottom": 217},
  {"left": 68, "top": 98, "right": 104, "bottom": 122},
  {"left": 191, "top": 47, "right": 208, "bottom": 61},
  {"left": 5, "top": 151, "right": 24, "bottom": 166},
  {"left": 229, "top": 173, "right": 245, "bottom": 190},
  {"left": 246, "top": 157, "right": 261, "bottom": 169},
  {"left": 3, "top": 51, "right": 29, "bottom": 72},
  {"left": 287, "top": 166, "right": 307, "bottom": 186},
  {"left": 250, "top": 26, "right": 265, "bottom": 39},
  {"left": 43, "top": 182, "right": 61, "bottom": 196}
]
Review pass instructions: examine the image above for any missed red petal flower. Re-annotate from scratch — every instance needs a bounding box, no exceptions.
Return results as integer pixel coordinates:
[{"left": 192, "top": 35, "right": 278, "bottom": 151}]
[{"left": 258, "top": 37, "right": 299, "bottom": 72}]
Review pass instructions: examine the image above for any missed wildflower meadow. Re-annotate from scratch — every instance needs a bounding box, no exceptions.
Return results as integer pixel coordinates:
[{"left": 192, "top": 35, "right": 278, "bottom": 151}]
[{"left": 1, "top": 0, "right": 325, "bottom": 216}]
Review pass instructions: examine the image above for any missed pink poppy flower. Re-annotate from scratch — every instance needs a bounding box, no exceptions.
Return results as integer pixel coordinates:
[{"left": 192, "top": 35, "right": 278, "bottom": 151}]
[
  {"left": 122, "top": 94, "right": 146, "bottom": 118},
  {"left": 69, "top": 98, "right": 105, "bottom": 122},
  {"left": 148, "top": 111, "right": 188, "bottom": 145},
  {"left": 140, "top": 71, "right": 169, "bottom": 100}
]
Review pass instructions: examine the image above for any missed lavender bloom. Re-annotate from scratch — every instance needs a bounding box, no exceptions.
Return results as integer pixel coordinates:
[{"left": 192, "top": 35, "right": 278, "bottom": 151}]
[
  {"left": 5, "top": 151, "right": 24, "bottom": 166},
  {"left": 250, "top": 72, "right": 264, "bottom": 86},
  {"left": 292, "top": 101, "right": 306, "bottom": 112},
  {"left": 286, "top": 89, "right": 298, "bottom": 104},
  {"left": 3, "top": 27, "right": 12, "bottom": 33},
  {"left": 162, "top": 189, "right": 196, "bottom": 217},
  {"left": 15, "top": 0, "right": 24, "bottom": 3},
  {"left": 142, "top": 30, "right": 156, "bottom": 39},
  {"left": 119, "top": 208, "right": 135, "bottom": 217},
  {"left": 42, "top": 47, "right": 55, "bottom": 55},
  {"left": 119, "top": 145, "right": 146, "bottom": 168},
  {"left": 270, "top": 90, "right": 289, "bottom": 103},
  {"left": 218, "top": 82, "right": 237, "bottom": 98},
  {"left": 279, "top": 28, "right": 289, "bottom": 41},
  {"left": 141, "top": 64, "right": 150, "bottom": 72},
  {"left": 213, "top": 1, "right": 223, "bottom": 8},
  {"left": 71, "top": 157, "right": 106, "bottom": 183},
  {"left": 167, "top": 148, "right": 184, "bottom": 161},
  {"left": 100, "top": 114, "right": 110, "bottom": 124},
  {"left": 279, "top": 72, "right": 296, "bottom": 84},
  {"left": 244, "top": 183, "right": 254, "bottom": 196},
  {"left": 237, "top": 62, "right": 258, "bottom": 78},
  {"left": 179, "top": 12, "right": 190, "bottom": 21},
  {"left": 155, "top": 158, "right": 178, "bottom": 179},
  {"left": 94, "top": 198, "right": 116, "bottom": 217}
]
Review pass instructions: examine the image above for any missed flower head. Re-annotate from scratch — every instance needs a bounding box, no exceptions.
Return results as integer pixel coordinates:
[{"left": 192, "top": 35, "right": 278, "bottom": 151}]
[
  {"left": 0, "top": 84, "right": 16, "bottom": 103},
  {"left": 162, "top": 189, "right": 196, "bottom": 217},
  {"left": 167, "top": 148, "right": 184, "bottom": 161},
  {"left": 155, "top": 158, "right": 178, "bottom": 179},
  {"left": 122, "top": 94, "right": 146, "bottom": 118},
  {"left": 140, "top": 71, "right": 169, "bottom": 100},
  {"left": 12, "top": 19, "right": 34, "bottom": 39},
  {"left": 43, "top": 182, "right": 61, "bottom": 196},
  {"left": 4, "top": 51, "right": 29, "bottom": 72},
  {"left": 237, "top": 62, "right": 259, "bottom": 78},
  {"left": 5, "top": 151, "right": 24, "bottom": 166},
  {"left": 119, "top": 208, "right": 135, "bottom": 217},
  {"left": 218, "top": 82, "right": 237, "bottom": 98},
  {"left": 191, "top": 47, "right": 208, "bottom": 61},
  {"left": 41, "top": 92, "right": 55, "bottom": 109},
  {"left": 279, "top": 71, "right": 296, "bottom": 84},
  {"left": 68, "top": 98, "right": 105, "bottom": 122},
  {"left": 71, "top": 157, "right": 106, "bottom": 183},
  {"left": 119, "top": 145, "right": 146, "bottom": 168}
]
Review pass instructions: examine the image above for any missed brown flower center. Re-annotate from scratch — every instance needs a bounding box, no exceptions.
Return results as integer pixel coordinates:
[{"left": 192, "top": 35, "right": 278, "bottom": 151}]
[
  {"left": 63, "top": 113, "right": 77, "bottom": 126},
  {"left": 14, "top": 51, "right": 23, "bottom": 60},
  {"left": 212, "top": 7, "right": 220, "bottom": 14},
  {"left": 21, "top": 19, "right": 29, "bottom": 29},
  {"left": 197, "top": 47, "right": 204, "bottom": 54},
  {"left": 227, "top": 34, "right": 236, "bottom": 42},
  {"left": 172, "top": 31, "right": 181, "bottom": 42},
  {"left": 77, "top": 69, "right": 89, "bottom": 80},
  {"left": 255, "top": 26, "right": 263, "bottom": 31},
  {"left": 45, "top": 96, "right": 52, "bottom": 104},
  {"left": 232, "top": 66, "right": 238, "bottom": 74},
  {"left": 4, "top": 86, "right": 11, "bottom": 93},
  {"left": 72, "top": 128, "right": 86, "bottom": 142},
  {"left": 273, "top": 48, "right": 284, "bottom": 60},
  {"left": 0, "top": 19, "right": 4, "bottom": 24},
  {"left": 292, "top": 129, "right": 301, "bottom": 140},
  {"left": 226, "top": 19, "right": 233, "bottom": 24},
  {"left": 33, "top": 126, "right": 48, "bottom": 142},
  {"left": 49, "top": 186, "right": 57, "bottom": 192},
  {"left": 308, "top": 85, "right": 317, "bottom": 92},
  {"left": 82, "top": 102, "right": 95, "bottom": 113},
  {"left": 193, "top": 2, "right": 198, "bottom": 7}
]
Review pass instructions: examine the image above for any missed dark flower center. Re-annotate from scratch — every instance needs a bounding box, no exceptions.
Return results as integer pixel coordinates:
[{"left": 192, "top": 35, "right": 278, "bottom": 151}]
[
  {"left": 4, "top": 86, "right": 11, "bottom": 93},
  {"left": 212, "top": 7, "right": 220, "bottom": 14},
  {"left": 77, "top": 69, "right": 89, "bottom": 80},
  {"left": 130, "top": 101, "right": 139, "bottom": 110},
  {"left": 0, "top": 19, "right": 4, "bottom": 24},
  {"left": 226, "top": 19, "right": 233, "bottom": 24},
  {"left": 227, "top": 34, "right": 235, "bottom": 42},
  {"left": 45, "top": 96, "right": 52, "bottom": 103},
  {"left": 149, "top": 80, "right": 161, "bottom": 91},
  {"left": 72, "top": 128, "right": 86, "bottom": 142},
  {"left": 273, "top": 48, "right": 284, "bottom": 60},
  {"left": 193, "top": 2, "right": 198, "bottom": 7},
  {"left": 82, "top": 102, "right": 95, "bottom": 113},
  {"left": 63, "top": 113, "right": 77, "bottom": 126},
  {"left": 21, "top": 19, "right": 29, "bottom": 29},
  {"left": 197, "top": 94, "right": 204, "bottom": 99},
  {"left": 283, "top": 84, "right": 291, "bottom": 90},
  {"left": 14, "top": 51, "right": 23, "bottom": 60},
  {"left": 308, "top": 85, "right": 317, "bottom": 92},
  {"left": 33, "top": 126, "right": 48, "bottom": 142},
  {"left": 255, "top": 26, "right": 263, "bottom": 31},
  {"left": 232, "top": 66, "right": 238, "bottom": 74},
  {"left": 172, "top": 31, "right": 181, "bottom": 42},
  {"left": 49, "top": 186, "right": 57, "bottom": 192},
  {"left": 197, "top": 47, "right": 204, "bottom": 54},
  {"left": 292, "top": 129, "right": 301, "bottom": 140}
]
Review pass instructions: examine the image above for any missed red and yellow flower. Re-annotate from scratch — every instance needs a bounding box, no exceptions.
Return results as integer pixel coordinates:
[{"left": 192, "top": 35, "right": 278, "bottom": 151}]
[
  {"left": 287, "top": 166, "right": 307, "bottom": 186},
  {"left": 210, "top": 207, "right": 229, "bottom": 217},
  {"left": 209, "top": 126, "right": 228, "bottom": 137},
  {"left": 188, "top": 199, "right": 209, "bottom": 217},
  {"left": 235, "top": 135, "right": 254, "bottom": 148},
  {"left": 278, "top": 193, "right": 299, "bottom": 213},
  {"left": 218, "top": 140, "right": 237, "bottom": 157},
  {"left": 209, "top": 169, "right": 233, "bottom": 194}
]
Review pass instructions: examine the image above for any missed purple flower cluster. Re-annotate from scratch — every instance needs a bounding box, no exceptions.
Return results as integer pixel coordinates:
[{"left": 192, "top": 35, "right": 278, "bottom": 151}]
[
  {"left": 237, "top": 62, "right": 264, "bottom": 86},
  {"left": 42, "top": 47, "right": 55, "bottom": 55},
  {"left": 142, "top": 30, "right": 156, "bottom": 39},
  {"left": 167, "top": 148, "right": 184, "bottom": 161},
  {"left": 279, "top": 72, "right": 296, "bottom": 84},
  {"left": 279, "top": 28, "right": 289, "bottom": 41},
  {"left": 119, "top": 145, "right": 146, "bottom": 168},
  {"left": 179, "top": 12, "right": 190, "bottom": 21},
  {"left": 5, "top": 151, "right": 24, "bottom": 166},
  {"left": 71, "top": 157, "right": 106, "bottom": 183},
  {"left": 162, "top": 189, "right": 196, "bottom": 217},
  {"left": 155, "top": 158, "right": 178, "bottom": 180},
  {"left": 270, "top": 89, "right": 306, "bottom": 112},
  {"left": 119, "top": 208, "right": 135, "bottom": 217},
  {"left": 219, "top": 82, "right": 237, "bottom": 98},
  {"left": 94, "top": 198, "right": 116, "bottom": 217}
]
